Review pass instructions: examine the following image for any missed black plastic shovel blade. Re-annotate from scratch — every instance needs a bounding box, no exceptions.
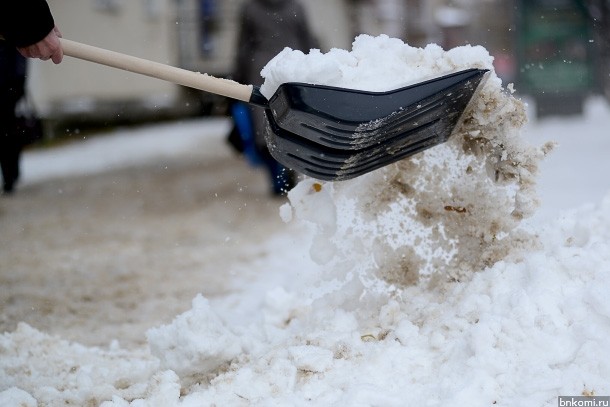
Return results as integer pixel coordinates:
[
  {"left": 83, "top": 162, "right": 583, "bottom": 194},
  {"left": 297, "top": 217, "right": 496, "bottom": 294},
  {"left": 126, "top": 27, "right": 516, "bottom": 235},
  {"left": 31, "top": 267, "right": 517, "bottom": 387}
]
[{"left": 260, "top": 68, "right": 489, "bottom": 181}]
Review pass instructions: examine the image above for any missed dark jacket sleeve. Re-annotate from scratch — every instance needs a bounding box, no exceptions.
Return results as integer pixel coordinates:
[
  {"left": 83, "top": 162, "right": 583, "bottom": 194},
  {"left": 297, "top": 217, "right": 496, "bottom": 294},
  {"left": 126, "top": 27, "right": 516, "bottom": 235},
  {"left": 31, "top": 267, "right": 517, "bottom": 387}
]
[{"left": 0, "top": 0, "right": 55, "bottom": 48}]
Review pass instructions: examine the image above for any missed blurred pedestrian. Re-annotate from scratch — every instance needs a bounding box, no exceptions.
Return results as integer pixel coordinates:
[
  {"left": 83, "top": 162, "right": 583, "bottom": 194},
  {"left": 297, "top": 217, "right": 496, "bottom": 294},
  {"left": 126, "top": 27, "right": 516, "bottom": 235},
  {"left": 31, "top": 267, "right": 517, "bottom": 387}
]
[
  {"left": 199, "top": 0, "right": 218, "bottom": 57},
  {"left": 0, "top": 43, "right": 27, "bottom": 193},
  {"left": 1, "top": 0, "right": 62, "bottom": 193},
  {"left": 233, "top": 0, "right": 318, "bottom": 196},
  {"left": 0, "top": 0, "right": 64, "bottom": 64}
]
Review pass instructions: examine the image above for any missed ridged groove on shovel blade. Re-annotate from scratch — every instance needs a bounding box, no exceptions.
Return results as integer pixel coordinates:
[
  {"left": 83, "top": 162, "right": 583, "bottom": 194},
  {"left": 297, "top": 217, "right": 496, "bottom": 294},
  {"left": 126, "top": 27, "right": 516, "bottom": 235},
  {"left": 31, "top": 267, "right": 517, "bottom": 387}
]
[{"left": 267, "top": 68, "right": 488, "bottom": 150}]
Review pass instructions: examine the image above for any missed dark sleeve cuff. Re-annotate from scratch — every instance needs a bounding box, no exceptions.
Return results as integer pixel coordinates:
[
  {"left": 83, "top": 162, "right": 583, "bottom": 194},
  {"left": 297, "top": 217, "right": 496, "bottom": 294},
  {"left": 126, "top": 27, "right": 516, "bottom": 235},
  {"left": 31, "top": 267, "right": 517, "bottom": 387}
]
[{"left": 0, "top": 0, "right": 55, "bottom": 48}]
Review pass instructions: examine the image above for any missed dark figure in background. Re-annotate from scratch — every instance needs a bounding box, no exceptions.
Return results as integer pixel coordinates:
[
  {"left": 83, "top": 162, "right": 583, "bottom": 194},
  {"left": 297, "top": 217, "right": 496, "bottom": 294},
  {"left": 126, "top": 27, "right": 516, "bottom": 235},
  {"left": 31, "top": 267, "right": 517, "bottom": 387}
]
[
  {"left": 1, "top": 0, "right": 63, "bottom": 194},
  {"left": 233, "top": 0, "right": 318, "bottom": 196},
  {"left": 199, "top": 0, "right": 218, "bottom": 57},
  {"left": 0, "top": 44, "right": 27, "bottom": 193}
]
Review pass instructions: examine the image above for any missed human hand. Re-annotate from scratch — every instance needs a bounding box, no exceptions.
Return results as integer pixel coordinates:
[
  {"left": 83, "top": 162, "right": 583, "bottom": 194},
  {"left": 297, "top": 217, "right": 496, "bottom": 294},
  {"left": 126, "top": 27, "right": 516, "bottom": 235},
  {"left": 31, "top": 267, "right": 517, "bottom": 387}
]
[{"left": 18, "top": 25, "right": 63, "bottom": 64}]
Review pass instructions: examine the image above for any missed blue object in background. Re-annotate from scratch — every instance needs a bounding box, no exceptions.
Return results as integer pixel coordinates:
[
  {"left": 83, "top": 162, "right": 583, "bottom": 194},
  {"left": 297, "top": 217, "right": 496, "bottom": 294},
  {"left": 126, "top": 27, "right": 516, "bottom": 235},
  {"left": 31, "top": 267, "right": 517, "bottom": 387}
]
[{"left": 230, "top": 102, "right": 263, "bottom": 167}]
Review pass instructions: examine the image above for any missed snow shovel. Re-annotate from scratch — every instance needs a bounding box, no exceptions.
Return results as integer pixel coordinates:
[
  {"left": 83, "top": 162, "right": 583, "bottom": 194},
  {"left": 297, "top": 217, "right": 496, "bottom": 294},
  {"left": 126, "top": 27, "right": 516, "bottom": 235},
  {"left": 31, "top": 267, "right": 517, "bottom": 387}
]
[{"left": 59, "top": 39, "right": 488, "bottom": 181}]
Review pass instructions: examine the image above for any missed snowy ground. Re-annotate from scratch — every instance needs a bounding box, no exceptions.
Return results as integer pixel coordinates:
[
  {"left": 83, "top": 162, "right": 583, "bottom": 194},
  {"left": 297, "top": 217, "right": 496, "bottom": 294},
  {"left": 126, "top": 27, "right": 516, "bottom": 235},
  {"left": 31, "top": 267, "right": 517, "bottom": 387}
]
[
  {"left": 0, "top": 117, "right": 299, "bottom": 348},
  {"left": 1, "top": 96, "right": 609, "bottom": 406}
]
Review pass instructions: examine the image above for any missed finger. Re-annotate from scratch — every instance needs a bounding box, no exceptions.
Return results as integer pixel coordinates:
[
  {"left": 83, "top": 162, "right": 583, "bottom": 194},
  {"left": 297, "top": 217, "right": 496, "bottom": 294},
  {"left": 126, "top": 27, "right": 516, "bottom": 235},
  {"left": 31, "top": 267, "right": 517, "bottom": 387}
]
[{"left": 51, "top": 49, "right": 63, "bottom": 64}]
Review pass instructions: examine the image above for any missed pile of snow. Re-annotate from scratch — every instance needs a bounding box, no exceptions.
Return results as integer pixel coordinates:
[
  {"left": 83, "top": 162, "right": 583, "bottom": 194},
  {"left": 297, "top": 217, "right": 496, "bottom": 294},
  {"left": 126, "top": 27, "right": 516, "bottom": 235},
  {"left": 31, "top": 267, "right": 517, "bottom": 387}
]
[
  {"left": 270, "top": 34, "right": 552, "bottom": 282},
  {"left": 2, "top": 196, "right": 609, "bottom": 405},
  {"left": 2, "top": 34, "right": 609, "bottom": 406}
]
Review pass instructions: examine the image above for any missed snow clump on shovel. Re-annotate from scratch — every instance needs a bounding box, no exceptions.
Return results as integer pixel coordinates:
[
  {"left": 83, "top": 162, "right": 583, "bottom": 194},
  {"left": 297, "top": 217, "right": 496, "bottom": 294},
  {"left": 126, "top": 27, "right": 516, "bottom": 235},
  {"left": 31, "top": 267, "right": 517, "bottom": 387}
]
[{"left": 267, "top": 34, "right": 555, "bottom": 287}]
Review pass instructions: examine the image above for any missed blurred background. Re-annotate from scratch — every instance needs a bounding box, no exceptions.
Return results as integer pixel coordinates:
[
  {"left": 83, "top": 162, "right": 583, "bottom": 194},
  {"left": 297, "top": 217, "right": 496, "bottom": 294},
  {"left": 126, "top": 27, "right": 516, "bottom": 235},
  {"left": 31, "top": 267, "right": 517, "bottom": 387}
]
[{"left": 26, "top": 0, "right": 609, "bottom": 138}]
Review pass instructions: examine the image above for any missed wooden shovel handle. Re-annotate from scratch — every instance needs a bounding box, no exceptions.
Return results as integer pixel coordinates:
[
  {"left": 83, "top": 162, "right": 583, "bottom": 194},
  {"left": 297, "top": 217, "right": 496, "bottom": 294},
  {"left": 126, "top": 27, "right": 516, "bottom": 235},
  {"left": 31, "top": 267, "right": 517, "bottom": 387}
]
[{"left": 60, "top": 38, "right": 254, "bottom": 102}]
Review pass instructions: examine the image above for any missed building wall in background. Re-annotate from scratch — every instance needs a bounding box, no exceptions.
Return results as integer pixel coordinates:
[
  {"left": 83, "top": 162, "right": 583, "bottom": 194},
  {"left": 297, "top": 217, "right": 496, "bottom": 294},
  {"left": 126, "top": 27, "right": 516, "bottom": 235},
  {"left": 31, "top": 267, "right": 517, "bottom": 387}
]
[{"left": 29, "top": 0, "right": 180, "bottom": 120}]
